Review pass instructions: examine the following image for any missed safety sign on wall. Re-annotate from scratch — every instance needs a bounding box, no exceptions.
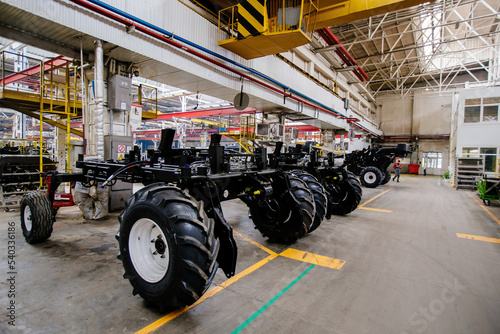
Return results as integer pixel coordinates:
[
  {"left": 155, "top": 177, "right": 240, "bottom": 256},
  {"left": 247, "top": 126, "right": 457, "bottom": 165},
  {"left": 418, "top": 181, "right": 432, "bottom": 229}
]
[
  {"left": 118, "top": 145, "right": 126, "bottom": 153},
  {"left": 130, "top": 104, "right": 143, "bottom": 131}
]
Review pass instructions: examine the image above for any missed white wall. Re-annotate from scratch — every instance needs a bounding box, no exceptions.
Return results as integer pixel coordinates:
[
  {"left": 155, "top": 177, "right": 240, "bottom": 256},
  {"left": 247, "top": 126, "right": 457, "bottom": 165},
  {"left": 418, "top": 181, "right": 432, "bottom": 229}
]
[
  {"left": 376, "top": 92, "right": 452, "bottom": 175},
  {"left": 413, "top": 94, "right": 452, "bottom": 135},
  {"left": 377, "top": 96, "right": 413, "bottom": 136},
  {"left": 455, "top": 87, "right": 500, "bottom": 150},
  {"left": 452, "top": 87, "right": 500, "bottom": 177}
]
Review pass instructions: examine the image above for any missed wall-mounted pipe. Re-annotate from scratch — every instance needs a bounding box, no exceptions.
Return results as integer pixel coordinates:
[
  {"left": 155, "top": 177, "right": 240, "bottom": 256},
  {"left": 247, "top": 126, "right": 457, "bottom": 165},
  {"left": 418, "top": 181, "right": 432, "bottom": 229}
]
[{"left": 69, "top": 0, "right": 382, "bottom": 138}]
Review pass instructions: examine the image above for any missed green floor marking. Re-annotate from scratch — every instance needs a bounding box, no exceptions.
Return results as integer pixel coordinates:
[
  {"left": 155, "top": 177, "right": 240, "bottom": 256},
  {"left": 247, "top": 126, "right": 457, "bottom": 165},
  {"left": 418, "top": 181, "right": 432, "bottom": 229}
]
[
  {"left": 381, "top": 193, "right": 401, "bottom": 209},
  {"left": 231, "top": 264, "right": 316, "bottom": 334}
]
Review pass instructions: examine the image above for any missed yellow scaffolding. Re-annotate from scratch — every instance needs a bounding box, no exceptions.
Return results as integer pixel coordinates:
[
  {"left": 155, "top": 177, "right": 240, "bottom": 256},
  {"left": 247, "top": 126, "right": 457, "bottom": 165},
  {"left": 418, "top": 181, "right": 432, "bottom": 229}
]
[
  {"left": 0, "top": 52, "right": 82, "bottom": 187},
  {"left": 220, "top": 114, "right": 257, "bottom": 153},
  {"left": 38, "top": 58, "right": 81, "bottom": 186}
]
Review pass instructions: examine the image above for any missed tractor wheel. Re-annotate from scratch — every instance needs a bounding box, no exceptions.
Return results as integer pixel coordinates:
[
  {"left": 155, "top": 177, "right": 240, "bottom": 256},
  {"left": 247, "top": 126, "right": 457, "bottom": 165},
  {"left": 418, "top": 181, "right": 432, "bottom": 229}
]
[
  {"left": 249, "top": 174, "right": 314, "bottom": 243},
  {"left": 327, "top": 171, "right": 363, "bottom": 216},
  {"left": 381, "top": 168, "right": 391, "bottom": 185},
  {"left": 291, "top": 171, "right": 327, "bottom": 233},
  {"left": 360, "top": 166, "right": 383, "bottom": 188},
  {"left": 20, "top": 191, "right": 54, "bottom": 244},
  {"left": 118, "top": 183, "right": 220, "bottom": 310}
]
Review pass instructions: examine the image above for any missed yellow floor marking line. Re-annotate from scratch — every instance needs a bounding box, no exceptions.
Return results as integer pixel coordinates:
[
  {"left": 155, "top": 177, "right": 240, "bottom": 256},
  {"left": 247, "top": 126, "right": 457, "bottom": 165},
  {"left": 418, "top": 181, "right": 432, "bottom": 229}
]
[
  {"left": 233, "top": 230, "right": 277, "bottom": 255},
  {"left": 456, "top": 233, "right": 500, "bottom": 244},
  {"left": 467, "top": 192, "right": 500, "bottom": 225},
  {"left": 136, "top": 253, "right": 279, "bottom": 334},
  {"left": 358, "top": 188, "right": 392, "bottom": 213},
  {"left": 358, "top": 207, "right": 393, "bottom": 213},
  {"left": 359, "top": 188, "right": 392, "bottom": 207},
  {"left": 279, "top": 248, "right": 346, "bottom": 269}
]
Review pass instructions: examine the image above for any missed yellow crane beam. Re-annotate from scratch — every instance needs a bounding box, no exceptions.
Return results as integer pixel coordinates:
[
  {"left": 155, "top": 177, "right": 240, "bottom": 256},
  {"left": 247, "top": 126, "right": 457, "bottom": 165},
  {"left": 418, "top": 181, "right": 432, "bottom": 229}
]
[{"left": 309, "top": 0, "right": 431, "bottom": 29}]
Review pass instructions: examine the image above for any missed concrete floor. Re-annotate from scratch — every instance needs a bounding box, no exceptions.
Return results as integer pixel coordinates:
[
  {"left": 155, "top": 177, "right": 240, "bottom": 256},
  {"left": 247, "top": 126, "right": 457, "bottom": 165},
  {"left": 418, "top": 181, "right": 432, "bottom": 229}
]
[{"left": 0, "top": 175, "right": 499, "bottom": 334}]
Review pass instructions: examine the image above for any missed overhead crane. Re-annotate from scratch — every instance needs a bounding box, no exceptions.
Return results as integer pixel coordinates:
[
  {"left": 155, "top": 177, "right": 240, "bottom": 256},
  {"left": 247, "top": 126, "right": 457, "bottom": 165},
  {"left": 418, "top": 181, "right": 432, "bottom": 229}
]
[{"left": 218, "top": 0, "right": 432, "bottom": 59}]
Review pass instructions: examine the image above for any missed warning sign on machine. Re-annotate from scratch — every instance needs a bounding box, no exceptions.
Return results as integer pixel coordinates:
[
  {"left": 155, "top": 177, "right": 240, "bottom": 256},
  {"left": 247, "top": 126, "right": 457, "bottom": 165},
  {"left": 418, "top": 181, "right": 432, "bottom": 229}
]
[{"left": 118, "top": 145, "right": 126, "bottom": 153}]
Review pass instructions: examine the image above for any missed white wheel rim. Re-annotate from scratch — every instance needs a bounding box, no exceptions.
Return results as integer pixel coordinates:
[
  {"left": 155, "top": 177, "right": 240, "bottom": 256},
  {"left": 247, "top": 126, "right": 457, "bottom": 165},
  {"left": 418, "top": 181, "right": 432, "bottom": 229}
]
[
  {"left": 364, "top": 172, "right": 376, "bottom": 183},
  {"left": 24, "top": 206, "right": 32, "bottom": 232},
  {"left": 129, "top": 218, "right": 169, "bottom": 283}
]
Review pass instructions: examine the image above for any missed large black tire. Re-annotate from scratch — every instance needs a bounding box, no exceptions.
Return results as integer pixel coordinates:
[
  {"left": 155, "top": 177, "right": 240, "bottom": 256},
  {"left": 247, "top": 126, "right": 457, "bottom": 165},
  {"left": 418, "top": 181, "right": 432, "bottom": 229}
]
[
  {"left": 360, "top": 166, "right": 383, "bottom": 188},
  {"left": 327, "top": 171, "right": 363, "bottom": 216},
  {"left": 20, "top": 191, "right": 54, "bottom": 244},
  {"left": 291, "top": 171, "right": 327, "bottom": 233},
  {"left": 381, "top": 168, "right": 391, "bottom": 185},
  {"left": 118, "top": 183, "right": 220, "bottom": 310},
  {"left": 249, "top": 174, "right": 314, "bottom": 243}
]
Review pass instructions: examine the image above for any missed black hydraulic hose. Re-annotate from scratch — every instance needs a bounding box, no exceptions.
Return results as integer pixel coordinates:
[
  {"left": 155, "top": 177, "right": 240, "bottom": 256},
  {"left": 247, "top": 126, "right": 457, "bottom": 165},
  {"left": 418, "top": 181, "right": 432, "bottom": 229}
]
[{"left": 101, "top": 161, "right": 150, "bottom": 187}]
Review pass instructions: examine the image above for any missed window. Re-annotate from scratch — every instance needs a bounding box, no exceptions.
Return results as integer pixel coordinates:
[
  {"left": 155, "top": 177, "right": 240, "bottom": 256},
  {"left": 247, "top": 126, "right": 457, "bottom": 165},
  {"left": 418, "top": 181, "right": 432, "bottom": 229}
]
[
  {"left": 483, "top": 105, "right": 498, "bottom": 122},
  {"left": 480, "top": 147, "right": 497, "bottom": 172},
  {"left": 464, "top": 97, "right": 500, "bottom": 123},
  {"left": 423, "top": 152, "right": 442, "bottom": 169},
  {"left": 462, "top": 147, "right": 479, "bottom": 157},
  {"left": 464, "top": 106, "right": 480, "bottom": 123}
]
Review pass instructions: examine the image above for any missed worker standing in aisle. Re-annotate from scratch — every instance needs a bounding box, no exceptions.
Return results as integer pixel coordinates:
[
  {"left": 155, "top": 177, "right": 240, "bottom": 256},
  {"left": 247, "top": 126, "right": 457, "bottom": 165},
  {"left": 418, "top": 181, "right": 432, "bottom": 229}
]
[
  {"left": 422, "top": 160, "right": 428, "bottom": 176},
  {"left": 393, "top": 160, "right": 401, "bottom": 182}
]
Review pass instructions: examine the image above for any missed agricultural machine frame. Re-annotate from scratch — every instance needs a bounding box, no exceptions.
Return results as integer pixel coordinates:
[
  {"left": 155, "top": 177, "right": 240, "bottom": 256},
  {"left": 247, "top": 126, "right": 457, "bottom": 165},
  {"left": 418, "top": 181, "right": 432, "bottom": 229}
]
[
  {"left": 343, "top": 143, "right": 410, "bottom": 188},
  {"left": 19, "top": 129, "right": 361, "bottom": 310}
]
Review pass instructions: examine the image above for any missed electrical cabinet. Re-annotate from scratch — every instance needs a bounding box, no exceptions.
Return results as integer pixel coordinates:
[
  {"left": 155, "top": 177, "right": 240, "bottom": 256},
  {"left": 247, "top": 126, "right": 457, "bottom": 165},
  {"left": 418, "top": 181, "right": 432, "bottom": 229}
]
[
  {"left": 104, "top": 135, "right": 133, "bottom": 211},
  {"left": 107, "top": 75, "right": 132, "bottom": 111}
]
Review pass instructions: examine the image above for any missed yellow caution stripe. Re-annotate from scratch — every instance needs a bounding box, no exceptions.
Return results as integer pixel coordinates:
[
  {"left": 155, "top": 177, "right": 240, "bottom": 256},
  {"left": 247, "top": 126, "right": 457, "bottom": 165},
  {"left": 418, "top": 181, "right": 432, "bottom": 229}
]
[{"left": 237, "top": 0, "right": 267, "bottom": 38}]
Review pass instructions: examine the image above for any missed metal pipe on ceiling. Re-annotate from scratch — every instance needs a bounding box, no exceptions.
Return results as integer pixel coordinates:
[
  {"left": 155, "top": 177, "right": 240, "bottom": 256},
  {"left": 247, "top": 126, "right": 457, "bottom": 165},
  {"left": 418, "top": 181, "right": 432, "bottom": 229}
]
[
  {"left": 318, "top": 27, "right": 369, "bottom": 82},
  {"left": 69, "top": 0, "right": 381, "bottom": 138}
]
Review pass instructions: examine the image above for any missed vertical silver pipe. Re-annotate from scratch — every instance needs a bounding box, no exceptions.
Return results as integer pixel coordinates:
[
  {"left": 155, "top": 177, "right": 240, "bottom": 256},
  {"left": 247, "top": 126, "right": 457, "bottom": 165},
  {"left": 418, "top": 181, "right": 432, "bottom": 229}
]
[
  {"left": 94, "top": 40, "right": 104, "bottom": 160},
  {"left": 79, "top": 37, "right": 86, "bottom": 155}
]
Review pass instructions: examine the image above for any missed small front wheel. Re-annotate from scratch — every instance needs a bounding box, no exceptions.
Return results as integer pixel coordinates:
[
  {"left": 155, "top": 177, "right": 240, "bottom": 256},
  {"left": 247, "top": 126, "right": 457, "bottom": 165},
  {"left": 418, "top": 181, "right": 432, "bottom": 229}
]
[
  {"left": 483, "top": 199, "right": 490, "bottom": 206},
  {"left": 20, "top": 191, "right": 54, "bottom": 244},
  {"left": 360, "top": 166, "right": 383, "bottom": 188}
]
